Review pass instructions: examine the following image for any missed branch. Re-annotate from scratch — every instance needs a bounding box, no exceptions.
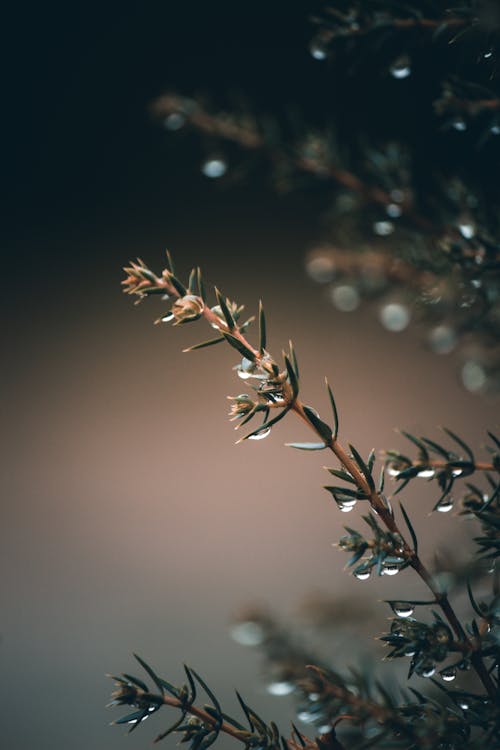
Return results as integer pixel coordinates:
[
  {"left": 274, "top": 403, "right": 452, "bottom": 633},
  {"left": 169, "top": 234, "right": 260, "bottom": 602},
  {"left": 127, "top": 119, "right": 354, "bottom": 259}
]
[{"left": 122, "top": 255, "right": 498, "bottom": 701}]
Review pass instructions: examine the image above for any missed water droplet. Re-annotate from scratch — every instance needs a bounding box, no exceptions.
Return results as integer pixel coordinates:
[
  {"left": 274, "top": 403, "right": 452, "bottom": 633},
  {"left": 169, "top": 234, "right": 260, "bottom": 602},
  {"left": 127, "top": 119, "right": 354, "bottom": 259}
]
[
  {"left": 306, "top": 253, "right": 336, "bottom": 283},
  {"left": 164, "top": 112, "right": 186, "bottom": 131},
  {"left": 354, "top": 570, "right": 371, "bottom": 581},
  {"left": 318, "top": 725, "right": 332, "bottom": 734},
  {"left": 441, "top": 667, "right": 456, "bottom": 682},
  {"left": 297, "top": 711, "right": 315, "bottom": 724},
  {"left": 390, "top": 55, "right": 411, "bottom": 79},
  {"left": 379, "top": 302, "right": 410, "bottom": 332},
  {"left": 458, "top": 221, "right": 475, "bottom": 239},
  {"left": 237, "top": 357, "right": 257, "bottom": 380},
  {"left": 267, "top": 681, "right": 295, "bottom": 696},
  {"left": 458, "top": 699, "right": 469, "bottom": 710},
  {"left": 452, "top": 117, "right": 467, "bottom": 132},
  {"left": 373, "top": 220, "right": 394, "bottom": 236},
  {"left": 428, "top": 325, "right": 457, "bottom": 355},
  {"left": 230, "top": 621, "right": 265, "bottom": 646},
  {"left": 338, "top": 499, "right": 357, "bottom": 513},
  {"left": 437, "top": 497, "right": 454, "bottom": 513},
  {"left": 421, "top": 665, "right": 436, "bottom": 678},
  {"left": 310, "top": 41, "right": 327, "bottom": 60},
  {"left": 417, "top": 468, "right": 435, "bottom": 478},
  {"left": 209, "top": 306, "right": 225, "bottom": 329},
  {"left": 201, "top": 157, "right": 227, "bottom": 179},
  {"left": 462, "top": 361, "right": 487, "bottom": 392},
  {"left": 491, "top": 124, "right": 500, "bottom": 135},
  {"left": 309, "top": 692, "right": 320, "bottom": 702},
  {"left": 484, "top": 50, "right": 493, "bottom": 59},
  {"left": 382, "top": 564, "right": 400, "bottom": 576},
  {"left": 330, "top": 284, "right": 360, "bottom": 312},
  {"left": 249, "top": 427, "right": 271, "bottom": 441},
  {"left": 393, "top": 602, "right": 414, "bottom": 618},
  {"left": 386, "top": 203, "right": 402, "bottom": 218}
]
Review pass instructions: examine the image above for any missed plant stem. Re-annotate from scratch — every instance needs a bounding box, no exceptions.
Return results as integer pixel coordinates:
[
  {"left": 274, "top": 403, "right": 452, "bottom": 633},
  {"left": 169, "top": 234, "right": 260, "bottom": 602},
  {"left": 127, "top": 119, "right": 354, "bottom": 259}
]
[
  {"left": 129, "top": 262, "right": 497, "bottom": 700},
  {"left": 291, "top": 399, "right": 497, "bottom": 700},
  {"left": 128, "top": 690, "right": 311, "bottom": 750}
]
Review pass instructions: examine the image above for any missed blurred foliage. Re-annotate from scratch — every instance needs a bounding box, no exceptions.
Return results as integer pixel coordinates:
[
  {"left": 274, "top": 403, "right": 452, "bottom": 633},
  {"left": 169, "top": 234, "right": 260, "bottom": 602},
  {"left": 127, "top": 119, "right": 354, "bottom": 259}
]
[{"left": 152, "top": 0, "right": 500, "bottom": 393}]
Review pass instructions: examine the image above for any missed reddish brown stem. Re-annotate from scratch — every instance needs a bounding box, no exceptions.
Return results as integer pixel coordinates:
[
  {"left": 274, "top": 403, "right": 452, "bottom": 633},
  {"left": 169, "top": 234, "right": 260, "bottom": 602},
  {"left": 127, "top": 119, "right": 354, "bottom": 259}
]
[{"left": 126, "top": 261, "right": 497, "bottom": 700}]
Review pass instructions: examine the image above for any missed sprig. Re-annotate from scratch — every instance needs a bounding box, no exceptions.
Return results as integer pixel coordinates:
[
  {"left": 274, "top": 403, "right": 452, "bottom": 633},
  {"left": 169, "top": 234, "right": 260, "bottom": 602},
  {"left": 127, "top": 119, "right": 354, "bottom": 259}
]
[{"left": 120, "top": 253, "right": 498, "bottom": 703}]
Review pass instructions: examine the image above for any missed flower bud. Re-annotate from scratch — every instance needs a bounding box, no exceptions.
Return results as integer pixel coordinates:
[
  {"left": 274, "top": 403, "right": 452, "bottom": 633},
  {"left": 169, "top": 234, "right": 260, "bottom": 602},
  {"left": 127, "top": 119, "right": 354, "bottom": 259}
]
[
  {"left": 227, "top": 394, "right": 255, "bottom": 421},
  {"left": 171, "top": 295, "right": 204, "bottom": 324}
]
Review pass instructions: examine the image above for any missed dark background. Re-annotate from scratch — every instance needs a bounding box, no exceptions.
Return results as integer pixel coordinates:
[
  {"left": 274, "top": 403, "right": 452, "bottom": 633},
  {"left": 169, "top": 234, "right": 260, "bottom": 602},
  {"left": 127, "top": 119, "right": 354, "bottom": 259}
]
[{"left": 2, "top": 3, "right": 497, "bottom": 749}]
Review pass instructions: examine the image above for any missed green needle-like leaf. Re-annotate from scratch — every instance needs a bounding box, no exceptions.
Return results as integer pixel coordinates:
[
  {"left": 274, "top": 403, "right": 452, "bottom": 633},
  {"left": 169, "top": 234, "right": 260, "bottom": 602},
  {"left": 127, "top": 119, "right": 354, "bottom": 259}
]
[
  {"left": 223, "top": 332, "right": 256, "bottom": 361},
  {"left": 325, "top": 379, "right": 339, "bottom": 440},
  {"left": 399, "top": 502, "right": 418, "bottom": 555},
  {"left": 134, "top": 654, "right": 165, "bottom": 695},
  {"left": 442, "top": 427, "right": 474, "bottom": 463},
  {"left": 284, "top": 355, "right": 299, "bottom": 399},
  {"left": 349, "top": 444, "right": 376, "bottom": 491},
  {"left": 258, "top": 300, "right": 266, "bottom": 353},
  {"left": 303, "top": 405, "right": 332, "bottom": 444},
  {"left": 196, "top": 267, "right": 206, "bottom": 302},
  {"left": 188, "top": 268, "right": 197, "bottom": 293},
  {"left": 215, "top": 288, "right": 235, "bottom": 329},
  {"left": 285, "top": 442, "right": 326, "bottom": 450},
  {"left": 183, "top": 337, "right": 225, "bottom": 352}
]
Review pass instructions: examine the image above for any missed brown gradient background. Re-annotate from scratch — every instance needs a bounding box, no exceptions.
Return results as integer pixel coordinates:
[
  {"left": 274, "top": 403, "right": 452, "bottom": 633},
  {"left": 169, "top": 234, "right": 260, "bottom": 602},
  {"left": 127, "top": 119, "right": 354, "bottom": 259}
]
[{"left": 2, "top": 3, "right": 498, "bottom": 749}]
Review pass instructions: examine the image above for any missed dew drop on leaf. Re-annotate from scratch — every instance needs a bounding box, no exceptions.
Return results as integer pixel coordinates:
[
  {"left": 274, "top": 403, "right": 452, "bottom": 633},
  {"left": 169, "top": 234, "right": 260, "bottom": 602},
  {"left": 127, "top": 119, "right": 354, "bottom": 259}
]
[
  {"left": 267, "top": 681, "right": 295, "bottom": 696},
  {"left": 248, "top": 427, "right": 271, "bottom": 440},
  {"left": 382, "top": 564, "right": 400, "bottom": 576},
  {"left": 452, "top": 117, "right": 467, "bottom": 132},
  {"left": 428, "top": 325, "right": 457, "bottom": 355},
  {"left": 393, "top": 602, "right": 414, "bottom": 618},
  {"left": 230, "top": 621, "right": 265, "bottom": 646},
  {"left": 417, "top": 468, "right": 435, "bottom": 479},
  {"left": 421, "top": 665, "right": 436, "bottom": 678},
  {"left": 379, "top": 303, "right": 410, "bottom": 332},
  {"left": 437, "top": 497, "right": 454, "bottom": 513},
  {"left": 354, "top": 570, "right": 371, "bottom": 581},
  {"left": 306, "top": 253, "right": 336, "bottom": 283},
  {"left": 441, "top": 667, "right": 456, "bottom": 682},
  {"left": 458, "top": 221, "right": 475, "bottom": 239},
  {"left": 373, "top": 220, "right": 394, "bottom": 236},
  {"left": 164, "top": 112, "right": 186, "bottom": 131},
  {"left": 201, "top": 157, "right": 227, "bottom": 179},
  {"left": 390, "top": 55, "right": 411, "bottom": 79},
  {"left": 330, "top": 284, "right": 360, "bottom": 312},
  {"left": 462, "top": 361, "right": 487, "bottom": 392},
  {"left": 386, "top": 203, "right": 402, "bottom": 218},
  {"left": 338, "top": 499, "right": 357, "bottom": 513},
  {"left": 309, "top": 41, "right": 327, "bottom": 60}
]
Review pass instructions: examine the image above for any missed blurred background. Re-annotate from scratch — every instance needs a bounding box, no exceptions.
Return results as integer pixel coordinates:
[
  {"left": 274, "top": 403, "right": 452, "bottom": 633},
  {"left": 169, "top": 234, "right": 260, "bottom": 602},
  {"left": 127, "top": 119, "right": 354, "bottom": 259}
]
[{"left": 2, "top": 2, "right": 498, "bottom": 748}]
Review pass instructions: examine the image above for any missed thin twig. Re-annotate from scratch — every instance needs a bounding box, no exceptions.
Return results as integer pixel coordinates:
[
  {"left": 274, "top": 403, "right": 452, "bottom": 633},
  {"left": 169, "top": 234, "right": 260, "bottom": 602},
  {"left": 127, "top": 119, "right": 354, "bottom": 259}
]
[{"left": 123, "top": 259, "right": 497, "bottom": 700}]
